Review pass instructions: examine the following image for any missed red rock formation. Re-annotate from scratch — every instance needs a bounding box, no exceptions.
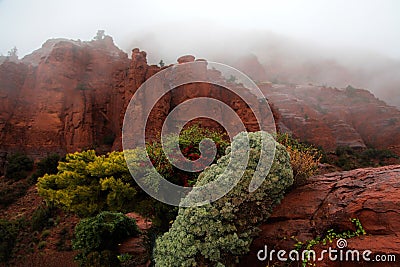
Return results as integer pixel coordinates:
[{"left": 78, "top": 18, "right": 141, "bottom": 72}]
[
  {"left": 260, "top": 84, "right": 400, "bottom": 152},
  {"left": 0, "top": 38, "right": 399, "bottom": 166},
  {"left": 233, "top": 54, "right": 268, "bottom": 82},
  {"left": 241, "top": 165, "right": 400, "bottom": 267},
  {"left": 117, "top": 52, "right": 265, "bottom": 149},
  {"left": 0, "top": 61, "right": 28, "bottom": 144},
  {"left": 0, "top": 37, "right": 129, "bottom": 158},
  {"left": 110, "top": 48, "right": 162, "bottom": 150}
]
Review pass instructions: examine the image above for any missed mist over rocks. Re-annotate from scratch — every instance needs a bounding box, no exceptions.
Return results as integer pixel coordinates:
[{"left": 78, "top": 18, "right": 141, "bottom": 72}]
[
  {"left": 260, "top": 84, "right": 400, "bottom": 152},
  {"left": 0, "top": 37, "right": 399, "bottom": 170},
  {"left": 124, "top": 29, "right": 400, "bottom": 108}
]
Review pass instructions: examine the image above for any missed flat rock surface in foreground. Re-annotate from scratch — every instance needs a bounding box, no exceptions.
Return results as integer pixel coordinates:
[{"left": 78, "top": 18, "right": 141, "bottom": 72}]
[{"left": 241, "top": 165, "right": 400, "bottom": 267}]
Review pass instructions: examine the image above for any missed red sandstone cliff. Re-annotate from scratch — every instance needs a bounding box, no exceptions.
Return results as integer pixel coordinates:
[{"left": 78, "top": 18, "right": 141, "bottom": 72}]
[
  {"left": 0, "top": 38, "right": 399, "bottom": 164},
  {"left": 0, "top": 36, "right": 129, "bottom": 159}
]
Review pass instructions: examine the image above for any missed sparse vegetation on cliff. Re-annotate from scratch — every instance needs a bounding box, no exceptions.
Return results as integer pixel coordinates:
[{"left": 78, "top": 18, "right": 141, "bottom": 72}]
[
  {"left": 5, "top": 152, "right": 33, "bottom": 181},
  {"left": 0, "top": 218, "right": 20, "bottom": 262},
  {"left": 333, "top": 146, "right": 399, "bottom": 171},
  {"left": 72, "top": 211, "right": 140, "bottom": 266}
]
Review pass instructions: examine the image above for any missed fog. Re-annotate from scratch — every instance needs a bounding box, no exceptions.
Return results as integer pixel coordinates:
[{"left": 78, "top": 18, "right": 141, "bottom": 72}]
[{"left": 1, "top": 0, "right": 399, "bottom": 106}]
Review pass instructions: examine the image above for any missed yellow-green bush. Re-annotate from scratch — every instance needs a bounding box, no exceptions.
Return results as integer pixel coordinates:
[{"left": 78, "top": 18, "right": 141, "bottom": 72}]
[{"left": 37, "top": 150, "right": 136, "bottom": 217}]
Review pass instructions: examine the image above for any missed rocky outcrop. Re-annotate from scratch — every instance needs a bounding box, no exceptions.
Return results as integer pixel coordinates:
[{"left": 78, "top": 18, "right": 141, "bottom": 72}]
[
  {"left": 233, "top": 54, "right": 268, "bottom": 82},
  {"left": 241, "top": 165, "right": 400, "bottom": 266},
  {"left": 114, "top": 51, "right": 266, "bottom": 150},
  {"left": 110, "top": 48, "right": 160, "bottom": 150},
  {"left": 260, "top": 84, "right": 400, "bottom": 151},
  {"left": 0, "top": 37, "right": 129, "bottom": 159}
]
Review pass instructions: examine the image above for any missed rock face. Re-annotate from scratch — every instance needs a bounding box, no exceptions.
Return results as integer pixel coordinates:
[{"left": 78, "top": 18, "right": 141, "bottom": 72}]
[
  {"left": 241, "top": 165, "right": 400, "bottom": 267},
  {"left": 0, "top": 36, "right": 129, "bottom": 160}
]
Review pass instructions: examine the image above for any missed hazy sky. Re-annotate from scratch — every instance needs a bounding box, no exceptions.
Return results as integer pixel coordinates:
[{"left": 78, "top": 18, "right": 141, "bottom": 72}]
[{"left": 1, "top": 0, "right": 400, "bottom": 61}]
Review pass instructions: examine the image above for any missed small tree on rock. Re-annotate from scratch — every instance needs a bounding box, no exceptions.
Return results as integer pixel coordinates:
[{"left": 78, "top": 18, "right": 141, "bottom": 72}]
[
  {"left": 93, "top": 30, "right": 105, "bottom": 41},
  {"left": 6, "top": 46, "right": 18, "bottom": 61}
]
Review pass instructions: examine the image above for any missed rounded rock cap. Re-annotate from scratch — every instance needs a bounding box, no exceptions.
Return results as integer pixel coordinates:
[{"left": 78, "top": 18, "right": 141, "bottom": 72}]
[{"left": 177, "top": 55, "right": 195, "bottom": 64}]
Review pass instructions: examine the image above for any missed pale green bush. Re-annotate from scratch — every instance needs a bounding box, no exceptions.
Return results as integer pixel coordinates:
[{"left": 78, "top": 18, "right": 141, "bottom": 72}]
[{"left": 153, "top": 131, "right": 293, "bottom": 266}]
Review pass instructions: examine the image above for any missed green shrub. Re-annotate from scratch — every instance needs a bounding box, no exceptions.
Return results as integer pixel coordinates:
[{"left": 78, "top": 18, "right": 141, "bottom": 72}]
[
  {"left": 0, "top": 179, "right": 31, "bottom": 207},
  {"left": 30, "top": 153, "right": 61, "bottom": 184},
  {"left": 84, "top": 250, "right": 121, "bottom": 267},
  {"left": 37, "top": 240, "right": 47, "bottom": 250},
  {"left": 5, "top": 152, "right": 34, "bottom": 181},
  {"left": 0, "top": 152, "right": 37, "bottom": 206},
  {"left": 153, "top": 131, "right": 293, "bottom": 266},
  {"left": 72, "top": 211, "right": 140, "bottom": 266},
  {"left": 345, "top": 85, "right": 357, "bottom": 96},
  {"left": 56, "top": 227, "right": 72, "bottom": 251},
  {"left": 144, "top": 124, "right": 229, "bottom": 187},
  {"left": 334, "top": 146, "right": 399, "bottom": 170},
  {"left": 0, "top": 219, "right": 19, "bottom": 262},
  {"left": 41, "top": 229, "right": 51, "bottom": 239},
  {"left": 361, "top": 148, "right": 398, "bottom": 165},
  {"left": 31, "top": 205, "right": 53, "bottom": 231},
  {"left": 117, "top": 253, "right": 133, "bottom": 263}
]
